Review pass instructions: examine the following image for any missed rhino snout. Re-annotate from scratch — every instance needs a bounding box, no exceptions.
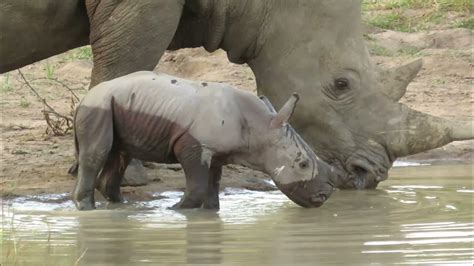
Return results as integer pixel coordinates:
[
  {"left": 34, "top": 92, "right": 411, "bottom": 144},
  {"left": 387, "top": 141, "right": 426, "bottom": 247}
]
[
  {"left": 341, "top": 158, "right": 389, "bottom": 189},
  {"left": 310, "top": 193, "right": 328, "bottom": 207},
  {"left": 276, "top": 180, "right": 334, "bottom": 208}
]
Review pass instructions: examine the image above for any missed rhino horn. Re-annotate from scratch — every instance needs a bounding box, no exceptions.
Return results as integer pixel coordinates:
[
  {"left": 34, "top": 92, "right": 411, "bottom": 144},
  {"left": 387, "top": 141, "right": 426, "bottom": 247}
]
[
  {"left": 380, "top": 59, "right": 423, "bottom": 101},
  {"left": 384, "top": 105, "right": 473, "bottom": 157}
]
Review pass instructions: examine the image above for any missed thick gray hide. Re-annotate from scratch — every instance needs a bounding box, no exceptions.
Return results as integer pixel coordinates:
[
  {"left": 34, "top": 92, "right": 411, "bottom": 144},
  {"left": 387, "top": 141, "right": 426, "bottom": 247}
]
[
  {"left": 71, "top": 71, "right": 336, "bottom": 210},
  {"left": 2, "top": 1, "right": 472, "bottom": 190}
]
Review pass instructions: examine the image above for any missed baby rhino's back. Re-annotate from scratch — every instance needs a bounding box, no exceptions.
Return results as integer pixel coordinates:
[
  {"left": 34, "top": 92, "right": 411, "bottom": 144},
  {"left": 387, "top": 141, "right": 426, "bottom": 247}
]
[
  {"left": 82, "top": 72, "right": 199, "bottom": 162},
  {"left": 80, "top": 71, "right": 246, "bottom": 161}
]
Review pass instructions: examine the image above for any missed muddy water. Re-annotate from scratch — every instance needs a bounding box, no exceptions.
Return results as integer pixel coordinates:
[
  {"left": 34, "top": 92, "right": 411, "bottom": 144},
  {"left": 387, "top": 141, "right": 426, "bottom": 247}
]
[{"left": 1, "top": 164, "right": 473, "bottom": 265}]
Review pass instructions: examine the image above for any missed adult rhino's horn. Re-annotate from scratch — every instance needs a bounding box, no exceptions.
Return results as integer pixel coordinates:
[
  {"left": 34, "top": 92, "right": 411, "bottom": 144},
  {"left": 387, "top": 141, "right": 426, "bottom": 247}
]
[
  {"left": 380, "top": 59, "right": 423, "bottom": 101},
  {"left": 385, "top": 105, "right": 474, "bottom": 157}
]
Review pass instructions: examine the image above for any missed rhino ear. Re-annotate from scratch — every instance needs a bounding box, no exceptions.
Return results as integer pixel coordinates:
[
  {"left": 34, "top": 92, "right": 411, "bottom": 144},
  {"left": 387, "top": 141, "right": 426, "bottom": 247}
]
[
  {"left": 380, "top": 59, "right": 422, "bottom": 101},
  {"left": 259, "top": 95, "right": 278, "bottom": 114},
  {"left": 270, "top": 93, "right": 300, "bottom": 129}
]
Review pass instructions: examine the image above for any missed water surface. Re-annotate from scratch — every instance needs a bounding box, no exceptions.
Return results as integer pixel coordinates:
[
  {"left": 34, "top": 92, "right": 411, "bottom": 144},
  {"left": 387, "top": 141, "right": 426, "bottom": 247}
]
[{"left": 2, "top": 164, "right": 473, "bottom": 265}]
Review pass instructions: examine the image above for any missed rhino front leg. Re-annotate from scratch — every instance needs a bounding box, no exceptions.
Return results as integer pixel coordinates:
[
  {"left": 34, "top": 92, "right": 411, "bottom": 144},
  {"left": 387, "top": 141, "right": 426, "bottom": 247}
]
[
  {"left": 86, "top": 0, "right": 184, "bottom": 87},
  {"left": 203, "top": 165, "right": 222, "bottom": 209},
  {"left": 96, "top": 149, "right": 131, "bottom": 203},
  {"left": 171, "top": 136, "right": 213, "bottom": 209}
]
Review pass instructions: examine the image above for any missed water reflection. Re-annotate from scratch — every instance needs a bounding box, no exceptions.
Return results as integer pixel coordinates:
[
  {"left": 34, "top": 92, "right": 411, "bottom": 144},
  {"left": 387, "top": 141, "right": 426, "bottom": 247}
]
[
  {"left": 180, "top": 210, "right": 223, "bottom": 264},
  {"left": 1, "top": 164, "right": 473, "bottom": 265}
]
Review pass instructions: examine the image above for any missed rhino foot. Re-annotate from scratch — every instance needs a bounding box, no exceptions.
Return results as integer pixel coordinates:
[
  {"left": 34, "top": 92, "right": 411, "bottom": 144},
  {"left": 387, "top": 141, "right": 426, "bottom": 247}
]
[
  {"left": 74, "top": 197, "right": 96, "bottom": 211},
  {"left": 170, "top": 195, "right": 204, "bottom": 209}
]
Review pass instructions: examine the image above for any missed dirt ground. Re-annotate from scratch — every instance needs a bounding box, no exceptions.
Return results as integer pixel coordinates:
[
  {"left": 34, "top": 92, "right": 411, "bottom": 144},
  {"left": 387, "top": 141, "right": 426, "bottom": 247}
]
[{"left": 0, "top": 10, "right": 472, "bottom": 200}]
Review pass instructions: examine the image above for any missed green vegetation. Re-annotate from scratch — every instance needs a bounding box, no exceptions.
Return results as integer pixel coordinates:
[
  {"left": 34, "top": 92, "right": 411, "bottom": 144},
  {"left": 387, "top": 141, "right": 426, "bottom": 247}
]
[
  {"left": 1, "top": 73, "right": 13, "bottom": 92},
  {"left": 19, "top": 97, "right": 30, "bottom": 108},
  {"left": 363, "top": 0, "right": 473, "bottom": 32},
  {"left": 3, "top": 215, "right": 81, "bottom": 266},
  {"left": 455, "top": 17, "right": 474, "bottom": 29},
  {"left": 370, "top": 43, "right": 395, "bottom": 56},
  {"left": 45, "top": 62, "right": 55, "bottom": 79},
  {"left": 364, "top": 0, "right": 473, "bottom": 12},
  {"left": 368, "top": 11, "right": 415, "bottom": 32},
  {"left": 66, "top": 46, "right": 93, "bottom": 60},
  {"left": 397, "top": 46, "right": 422, "bottom": 56},
  {"left": 369, "top": 43, "right": 422, "bottom": 57}
]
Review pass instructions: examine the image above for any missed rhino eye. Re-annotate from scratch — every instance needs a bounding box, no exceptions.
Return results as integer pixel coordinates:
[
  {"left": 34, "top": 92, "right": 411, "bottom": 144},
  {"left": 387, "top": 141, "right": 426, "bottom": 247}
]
[
  {"left": 299, "top": 160, "right": 309, "bottom": 169},
  {"left": 335, "top": 78, "right": 349, "bottom": 90}
]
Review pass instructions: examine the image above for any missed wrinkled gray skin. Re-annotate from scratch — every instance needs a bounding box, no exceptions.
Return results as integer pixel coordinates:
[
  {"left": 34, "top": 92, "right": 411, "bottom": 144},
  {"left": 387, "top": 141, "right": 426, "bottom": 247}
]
[
  {"left": 1, "top": 0, "right": 472, "bottom": 189},
  {"left": 71, "top": 71, "right": 337, "bottom": 210}
]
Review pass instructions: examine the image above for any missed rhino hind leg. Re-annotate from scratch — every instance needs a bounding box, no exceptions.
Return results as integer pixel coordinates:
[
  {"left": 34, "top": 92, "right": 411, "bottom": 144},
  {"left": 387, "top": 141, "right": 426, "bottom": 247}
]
[
  {"left": 73, "top": 149, "right": 111, "bottom": 210},
  {"left": 96, "top": 147, "right": 131, "bottom": 203},
  {"left": 72, "top": 108, "right": 114, "bottom": 210}
]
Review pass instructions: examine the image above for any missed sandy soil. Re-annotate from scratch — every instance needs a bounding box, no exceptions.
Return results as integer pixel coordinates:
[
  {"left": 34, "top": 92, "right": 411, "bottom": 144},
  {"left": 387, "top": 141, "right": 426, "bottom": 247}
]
[{"left": 1, "top": 14, "right": 472, "bottom": 200}]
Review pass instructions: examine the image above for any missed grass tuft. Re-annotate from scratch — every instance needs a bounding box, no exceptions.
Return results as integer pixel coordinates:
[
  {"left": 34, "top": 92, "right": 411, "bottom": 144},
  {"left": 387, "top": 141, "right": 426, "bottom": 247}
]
[
  {"left": 368, "top": 11, "right": 415, "bottom": 32},
  {"left": 20, "top": 97, "right": 31, "bottom": 108},
  {"left": 1, "top": 73, "right": 13, "bottom": 92},
  {"left": 455, "top": 17, "right": 474, "bottom": 29},
  {"left": 66, "top": 46, "right": 93, "bottom": 61},
  {"left": 45, "top": 62, "right": 55, "bottom": 79},
  {"left": 364, "top": 0, "right": 473, "bottom": 12},
  {"left": 364, "top": 0, "right": 473, "bottom": 32},
  {"left": 370, "top": 43, "right": 395, "bottom": 56}
]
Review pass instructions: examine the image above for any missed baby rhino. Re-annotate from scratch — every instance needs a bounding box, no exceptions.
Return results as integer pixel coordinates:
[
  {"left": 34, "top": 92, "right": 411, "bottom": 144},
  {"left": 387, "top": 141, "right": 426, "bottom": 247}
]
[{"left": 70, "top": 71, "right": 336, "bottom": 210}]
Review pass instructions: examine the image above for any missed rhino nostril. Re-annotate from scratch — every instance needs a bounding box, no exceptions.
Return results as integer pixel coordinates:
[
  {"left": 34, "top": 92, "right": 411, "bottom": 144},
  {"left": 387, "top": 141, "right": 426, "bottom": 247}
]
[
  {"left": 320, "top": 194, "right": 327, "bottom": 202},
  {"left": 311, "top": 193, "right": 327, "bottom": 204},
  {"left": 350, "top": 164, "right": 369, "bottom": 177}
]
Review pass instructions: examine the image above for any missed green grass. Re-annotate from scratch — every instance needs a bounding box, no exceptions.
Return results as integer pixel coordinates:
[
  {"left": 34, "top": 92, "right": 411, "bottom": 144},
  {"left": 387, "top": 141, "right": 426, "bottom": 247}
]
[
  {"left": 368, "top": 12, "right": 415, "bottom": 32},
  {"left": 364, "top": 0, "right": 473, "bottom": 12},
  {"left": 369, "top": 43, "right": 422, "bottom": 57},
  {"left": 66, "top": 46, "right": 93, "bottom": 60},
  {"left": 370, "top": 43, "right": 395, "bottom": 56},
  {"left": 364, "top": 0, "right": 433, "bottom": 10},
  {"left": 437, "top": 0, "right": 473, "bottom": 12},
  {"left": 1, "top": 73, "right": 13, "bottom": 92},
  {"left": 45, "top": 62, "right": 55, "bottom": 79},
  {"left": 3, "top": 215, "right": 85, "bottom": 266},
  {"left": 397, "top": 46, "right": 422, "bottom": 56},
  {"left": 19, "top": 97, "right": 30, "bottom": 108},
  {"left": 364, "top": 0, "right": 473, "bottom": 32},
  {"left": 455, "top": 17, "right": 474, "bottom": 29}
]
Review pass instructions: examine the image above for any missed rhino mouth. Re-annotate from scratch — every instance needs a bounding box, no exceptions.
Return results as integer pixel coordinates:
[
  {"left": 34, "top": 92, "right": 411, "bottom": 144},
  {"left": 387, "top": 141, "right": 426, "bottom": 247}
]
[
  {"left": 275, "top": 180, "right": 334, "bottom": 208},
  {"left": 329, "top": 154, "right": 391, "bottom": 190}
]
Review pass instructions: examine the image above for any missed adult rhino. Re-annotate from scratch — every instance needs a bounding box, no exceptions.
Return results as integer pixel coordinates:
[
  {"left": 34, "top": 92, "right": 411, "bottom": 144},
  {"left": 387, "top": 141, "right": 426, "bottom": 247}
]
[{"left": 1, "top": 0, "right": 472, "bottom": 189}]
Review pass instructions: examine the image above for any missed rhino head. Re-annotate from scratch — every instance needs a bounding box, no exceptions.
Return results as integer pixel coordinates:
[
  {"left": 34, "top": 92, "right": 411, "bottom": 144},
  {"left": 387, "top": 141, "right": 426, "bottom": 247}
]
[{"left": 244, "top": 1, "right": 473, "bottom": 189}]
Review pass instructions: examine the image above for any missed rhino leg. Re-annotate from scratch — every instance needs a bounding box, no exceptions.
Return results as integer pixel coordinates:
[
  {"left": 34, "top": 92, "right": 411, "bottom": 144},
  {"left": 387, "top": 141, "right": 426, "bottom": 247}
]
[
  {"left": 120, "top": 159, "right": 149, "bottom": 187},
  {"left": 72, "top": 107, "right": 114, "bottom": 210},
  {"left": 203, "top": 165, "right": 222, "bottom": 209},
  {"left": 86, "top": 1, "right": 184, "bottom": 87},
  {"left": 73, "top": 142, "right": 112, "bottom": 210},
  {"left": 171, "top": 135, "right": 212, "bottom": 209},
  {"left": 96, "top": 148, "right": 131, "bottom": 203}
]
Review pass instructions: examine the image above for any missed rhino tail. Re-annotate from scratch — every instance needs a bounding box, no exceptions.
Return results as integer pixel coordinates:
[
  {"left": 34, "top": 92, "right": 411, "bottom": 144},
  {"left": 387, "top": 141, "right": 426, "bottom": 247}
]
[
  {"left": 68, "top": 108, "right": 80, "bottom": 177},
  {"left": 68, "top": 161, "right": 79, "bottom": 177}
]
